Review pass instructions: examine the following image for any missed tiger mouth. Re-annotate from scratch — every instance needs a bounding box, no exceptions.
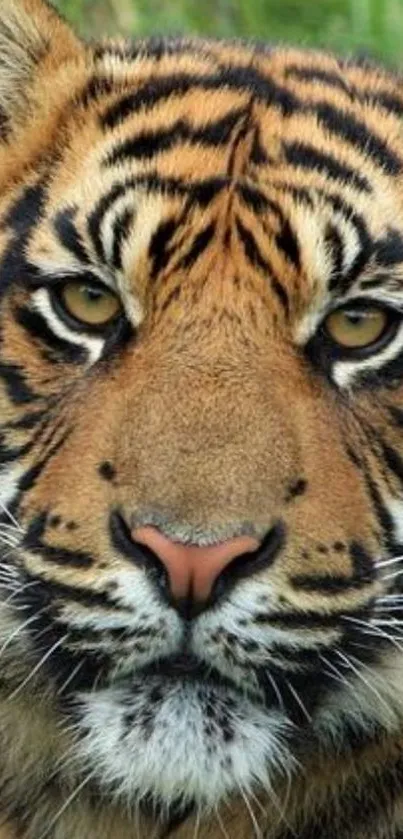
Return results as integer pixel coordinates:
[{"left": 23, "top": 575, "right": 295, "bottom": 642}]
[{"left": 134, "top": 652, "right": 238, "bottom": 690}]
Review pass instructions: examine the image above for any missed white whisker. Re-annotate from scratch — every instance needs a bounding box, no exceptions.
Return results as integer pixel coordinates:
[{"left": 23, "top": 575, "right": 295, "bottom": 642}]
[
  {"left": 285, "top": 680, "right": 311, "bottom": 723},
  {"left": 239, "top": 786, "right": 264, "bottom": 839},
  {"left": 264, "top": 670, "right": 285, "bottom": 712},
  {"left": 36, "top": 770, "right": 96, "bottom": 839},
  {"left": 381, "top": 570, "right": 403, "bottom": 581},
  {"left": 375, "top": 555, "right": 403, "bottom": 568},
  {"left": 7, "top": 633, "right": 69, "bottom": 701},
  {"left": 0, "top": 500, "right": 23, "bottom": 532},
  {"left": 56, "top": 659, "right": 85, "bottom": 697},
  {"left": 343, "top": 615, "right": 403, "bottom": 654},
  {"left": 192, "top": 805, "right": 202, "bottom": 839},
  {"left": 215, "top": 806, "right": 232, "bottom": 839},
  {"left": 0, "top": 612, "right": 42, "bottom": 660},
  {"left": 333, "top": 648, "right": 392, "bottom": 715}
]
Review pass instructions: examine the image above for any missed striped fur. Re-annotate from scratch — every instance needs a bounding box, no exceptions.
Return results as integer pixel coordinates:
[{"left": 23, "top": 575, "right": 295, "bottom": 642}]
[{"left": 1, "top": 1, "right": 403, "bottom": 836}]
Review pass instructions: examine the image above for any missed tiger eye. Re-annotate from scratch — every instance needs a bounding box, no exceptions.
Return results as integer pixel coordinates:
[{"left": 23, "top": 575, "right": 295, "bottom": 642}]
[
  {"left": 324, "top": 307, "right": 388, "bottom": 349},
  {"left": 60, "top": 282, "right": 122, "bottom": 327}
]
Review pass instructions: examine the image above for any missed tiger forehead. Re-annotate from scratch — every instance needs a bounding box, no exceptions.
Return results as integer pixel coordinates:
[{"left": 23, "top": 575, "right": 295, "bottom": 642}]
[{"left": 14, "top": 38, "right": 403, "bottom": 329}]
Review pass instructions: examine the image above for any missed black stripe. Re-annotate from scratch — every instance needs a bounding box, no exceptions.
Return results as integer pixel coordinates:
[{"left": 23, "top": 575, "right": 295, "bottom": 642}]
[
  {"left": 179, "top": 222, "right": 215, "bottom": 270},
  {"left": 275, "top": 218, "right": 301, "bottom": 269},
  {"left": 99, "top": 66, "right": 401, "bottom": 180},
  {"left": 0, "top": 434, "right": 35, "bottom": 463},
  {"left": 17, "top": 431, "right": 69, "bottom": 497},
  {"left": 14, "top": 306, "right": 86, "bottom": 364},
  {"left": 287, "top": 63, "right": 403, "bottom": 117},
  {"left": 290, "top": 550, "right": 375, "bottom": 594},
  {"left": 253, "top": 608, "right": 366, "bottom": 629},
  {"left": 18, "top": 569, "right": 121, "bottom": 611},
  {"left": 315, "top": 189, "right": 372, "bottom": 291},
  {"left": 271, "top": 182, "right": 372, "bottom": 285},
  {"left": 378, "top": 437, "right": 403, "bottom": 485},
  {"left": 88, "top": 176, "right": 224, "bottom": 262},
  {"left": 0, "top": 362, "right": 41, "bottom": 405},
  {"left": 314, "top": 100, "right": 402, "bottom": 175},
  {"left": 363, "top": 89, "right": 403, "bottom": 116},
  {"left": 374, "top": 227, "right": 403, "bottom": 267},
  {"left": 3, "top": 409, "right": 47, "bottom": 431},
  {"left": 0, "top": 182, "right": 47, "bottom": 298},
  {"left": 104, "top": 109, "right": 245, "bottom": 166},
  {"left": 158, "top": 285, "right": 181, "bottom": 315},
  {"left": 355, "top": 346, "right": 403, "bottom": 390},
  {"left": 360, "top": 465, "right": 396, "bottom": 554},
  {"left": 53, "top": 207, "right": 89, "bottom": 265},
  {"left": 290, "top": 574, "right": 371, "bottom": 593},
  {"left": 250, "top": 127, "right": 270, "bottom": 164},
  {"left": 324, "top": 222, "right": 344, "bottom": 291},
  {"left": 235, "top": 216, "right": 289, "bottom": 311},
  {"left": 0, "top": 107, "right": 9, "bottom": 141},
  {"left": 161, "top": 804, "right": 195, "bottom": 838},
  {"left": 23, "top": 513, "right": 94, "bottom": 568},
  {"left": 100, "top": 67, "right": 298, "bottom": 129},
  {"left": 238, "top": 183, "right": 282, "bottom": 217},
  {"left": 111, "top": 207, "right": 135, "bottom": 270},
  {"left": 389, "top": 405, "right": 403, "bottom": 427},
  {"left": 284, "top": 140, "right": 372, "bottom": 192},
  {"left": 149, "top": 218, "right": 178, "bottom": 279},
  {"left": 285, "top": 64, "right": 352, "bottom": 94}
]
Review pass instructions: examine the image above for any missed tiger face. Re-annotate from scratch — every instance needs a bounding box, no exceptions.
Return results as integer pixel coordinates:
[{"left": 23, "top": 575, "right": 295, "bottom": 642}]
[{"left": 2, "top": 0, "right": 403, "bottom": 832}]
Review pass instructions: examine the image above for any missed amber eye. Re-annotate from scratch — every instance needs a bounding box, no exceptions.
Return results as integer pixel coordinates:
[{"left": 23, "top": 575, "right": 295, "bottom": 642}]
[
  {"left": 58, "top": 281, "right": 122, "bottom": 328},
  {"left": 324, "top": 305, "right": 389, "bottom": 350}
]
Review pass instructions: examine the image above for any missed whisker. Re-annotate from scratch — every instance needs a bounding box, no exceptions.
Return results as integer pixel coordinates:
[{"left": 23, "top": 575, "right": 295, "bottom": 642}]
[
  {"left": 0, "top": 612, "right": 43, "bottom": 660},
  {"left": 2, "top": 580, "right": 39, "bottom": 606},
  {"left": 285, "top": 680, "right": 312, "bottom": 723},
  {"left": 380, "top": 570, "right": 403, "bottom": 581},
  {"left": 36, "top": 770, "right": 96, "bottom": 839},
  {"left": 334, "top": 648, "right": 393, "bottom": 715},
  {"left": 7, "top": 633, "right": 69, "bottom": 701},
  {"left": 239, "top": 786, "right": 264, "bottom": 839},
  {"left": 0, "top": 500, "right": 23, "bottom": 532},
  {"left": 343, "top": 615, "right": 403, "bottom": 654},
  {"left": 264, "top": 670, "right": 286, "bottom": 713},
  {"left": 318, "top": 653, "right": 354, "bottom": 691},
  {"left": 375, "top": 555, "right": 403, "bottom": 568},
  {"left": 56, "top": 659, "right": 85, "bottom": 697},
  {"left": 192, "top": 804, "right": 202, "bottom": 839},
  {"left": 372, "top": 618, "right": 403, "bottom": 626}
]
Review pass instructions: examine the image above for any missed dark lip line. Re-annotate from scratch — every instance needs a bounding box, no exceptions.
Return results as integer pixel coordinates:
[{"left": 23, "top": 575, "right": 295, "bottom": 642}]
[{"left": 136, "top": 653, "right": 229, "bottom": 684}]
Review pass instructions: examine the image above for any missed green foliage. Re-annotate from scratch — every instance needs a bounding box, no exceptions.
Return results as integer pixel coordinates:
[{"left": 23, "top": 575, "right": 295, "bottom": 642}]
[{"left": 56, "top": 0, "right": 403, "bottom": 64}]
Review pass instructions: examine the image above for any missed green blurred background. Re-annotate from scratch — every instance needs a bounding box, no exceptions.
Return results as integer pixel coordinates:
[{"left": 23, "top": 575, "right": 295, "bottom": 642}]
[{"left": 56, "top": 0, "right": 403, "bottom": 65}]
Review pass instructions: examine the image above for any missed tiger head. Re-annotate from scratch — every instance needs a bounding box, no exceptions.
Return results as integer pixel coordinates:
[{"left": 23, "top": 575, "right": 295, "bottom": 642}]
[{"left": 1, "top": 0, "right": 403, "bottom": 831}]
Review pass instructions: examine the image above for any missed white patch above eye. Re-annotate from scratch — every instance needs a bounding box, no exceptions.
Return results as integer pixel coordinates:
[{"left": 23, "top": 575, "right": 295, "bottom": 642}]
[
  {"left": 332, "top": 320, "right": 403, "bottom": 388},
  {"left": 31, "top": 288, "right": 105, "bottom": 365}
]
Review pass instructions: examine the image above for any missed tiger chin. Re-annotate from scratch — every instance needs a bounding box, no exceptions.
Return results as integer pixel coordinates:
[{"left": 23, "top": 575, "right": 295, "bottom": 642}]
[{"left": 2, "top": 1, "right": 403, "bottom": 838}]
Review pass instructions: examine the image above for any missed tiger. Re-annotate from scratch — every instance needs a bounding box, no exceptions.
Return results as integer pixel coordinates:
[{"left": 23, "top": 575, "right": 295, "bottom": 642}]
[{"left": 3, "top": 0, "right": 403, "bottom": 837}]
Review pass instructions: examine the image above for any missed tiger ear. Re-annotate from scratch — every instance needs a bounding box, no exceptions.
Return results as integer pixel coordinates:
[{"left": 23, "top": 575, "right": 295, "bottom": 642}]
[{"left": 0, "top": 0, "right": 83, "bottom": 133}]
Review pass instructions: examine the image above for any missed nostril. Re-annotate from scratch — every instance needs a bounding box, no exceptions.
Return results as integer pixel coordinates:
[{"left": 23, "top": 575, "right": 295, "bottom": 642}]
[
  {"left": 211, "top": 522, "right": 285, "bottom": 602},
  {"left": 110, "top": 511, "right": 284, "bottom": 616},
  {"left": 132, "top": 525, "right": 261, "bottom": 603},
  {"left": 110, "top": 511, "right": 170, "bottom": 591}
]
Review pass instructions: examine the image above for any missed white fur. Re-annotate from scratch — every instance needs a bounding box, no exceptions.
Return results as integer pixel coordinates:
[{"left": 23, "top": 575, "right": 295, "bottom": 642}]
[
  {"left": 31, "top": 288, "right": 104, "bottom": 365},
  {"left": 77, "top": 678, "right": 293, "bottom": 811}
]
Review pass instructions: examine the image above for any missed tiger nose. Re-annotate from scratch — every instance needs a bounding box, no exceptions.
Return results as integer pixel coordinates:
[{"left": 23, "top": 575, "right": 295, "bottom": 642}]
[{"left": 132, "top": 525, "right": 260, "bottom": 604}]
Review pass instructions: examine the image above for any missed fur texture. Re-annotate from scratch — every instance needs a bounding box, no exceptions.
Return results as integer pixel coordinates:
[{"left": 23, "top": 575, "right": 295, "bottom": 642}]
[{"left": 1, "top": 1, "right": 403, "bottom": 837}]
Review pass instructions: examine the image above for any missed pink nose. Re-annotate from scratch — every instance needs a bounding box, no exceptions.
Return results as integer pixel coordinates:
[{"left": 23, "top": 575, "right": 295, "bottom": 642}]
[{"left": 132, "top": 526, "right": 260, "bottom": 603}]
